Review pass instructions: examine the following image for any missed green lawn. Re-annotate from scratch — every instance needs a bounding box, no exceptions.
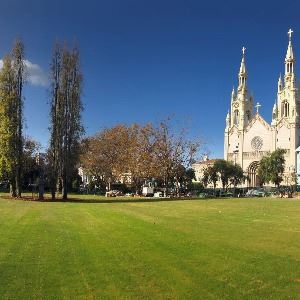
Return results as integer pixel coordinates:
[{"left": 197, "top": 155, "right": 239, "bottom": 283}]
[{"left": 1, "top": 195, "right": 300, "bottom": 299}]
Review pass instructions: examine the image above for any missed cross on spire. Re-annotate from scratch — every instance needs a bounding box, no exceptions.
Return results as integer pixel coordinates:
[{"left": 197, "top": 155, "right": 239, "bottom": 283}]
[
  {"left": 288, "top": 28, "right": 293, "bottom": 41},
  {"left": 242, "top": 46, "right": 246, "bottom": 56},
  {"left": 255, "top": 102, "right": 261, "bottom": 114}
]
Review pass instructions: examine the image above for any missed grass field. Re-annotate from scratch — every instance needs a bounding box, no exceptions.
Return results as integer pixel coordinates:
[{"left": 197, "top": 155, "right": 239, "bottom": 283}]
[{"left": 1, "top": 194, "right": 300, "bottom": 299}]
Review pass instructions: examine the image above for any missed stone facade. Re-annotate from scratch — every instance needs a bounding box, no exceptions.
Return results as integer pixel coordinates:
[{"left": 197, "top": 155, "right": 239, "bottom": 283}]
[{"left": 224, "top": 29, "right": 299, "bottom": 187}]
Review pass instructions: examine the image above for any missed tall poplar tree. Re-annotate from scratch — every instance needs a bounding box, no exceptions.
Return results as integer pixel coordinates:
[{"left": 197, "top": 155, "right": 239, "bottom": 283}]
[
  {"left": 0, "top": 39, "right": 25, "bottom": 197},
  {"left": 49, "top": 44, "right": 62, "bottom": 200},
  {"left": 12, "top": 39, "right": 25, "bottom": 197},
  {"left": 49, "top": 43, "right": 84, "bottom": 200}
]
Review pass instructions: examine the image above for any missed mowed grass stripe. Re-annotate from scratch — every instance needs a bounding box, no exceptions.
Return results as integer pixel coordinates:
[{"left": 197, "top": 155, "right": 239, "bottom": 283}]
[{"left": 0, "top": 196, "right": 300, "bottom": 299}]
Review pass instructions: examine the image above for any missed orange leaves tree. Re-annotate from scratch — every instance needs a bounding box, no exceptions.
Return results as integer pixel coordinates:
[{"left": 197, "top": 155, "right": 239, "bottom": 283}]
[
  {"left": 80, "top": 124, "right": 157, "bottom": 193},
  {"left": 81, "top": 121, "right": 203, "bottom": 195}
]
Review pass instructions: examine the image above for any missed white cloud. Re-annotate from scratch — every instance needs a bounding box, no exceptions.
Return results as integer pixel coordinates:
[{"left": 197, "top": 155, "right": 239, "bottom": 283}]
[
  {"left": 24, "top": 60, "right": 49, "bottom": 87},
  {"left": 0, "top": 59, "right": 48, "bottom": 87}
]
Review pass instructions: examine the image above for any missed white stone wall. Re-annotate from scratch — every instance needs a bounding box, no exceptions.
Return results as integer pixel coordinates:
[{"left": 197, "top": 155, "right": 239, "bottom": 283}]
[
  {"left": 243, "top": 119, "right": 272, "bottom": 153},
  {"left": 276, "top": 123, "right": 290, "bottom": 149}
]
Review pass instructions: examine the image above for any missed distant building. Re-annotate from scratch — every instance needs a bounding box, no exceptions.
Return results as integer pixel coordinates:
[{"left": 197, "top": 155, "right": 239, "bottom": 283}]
[
  {"left": 78, "top": 167, "right": 90, "bottom": 186},
  {"left": 192, "top": 156, "right": 222, "bottom": 188},
  {"left": 78, "top": 167, "right": 132, "bottom": 187}
]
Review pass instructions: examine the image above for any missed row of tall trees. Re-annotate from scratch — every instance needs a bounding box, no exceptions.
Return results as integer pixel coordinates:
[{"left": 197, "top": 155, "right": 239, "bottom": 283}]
[
  {"left": 48, "top": 44, "right": 84, "bottom": 200},
  {"left": 80, "top": 121, "right": 201, "bottom": 195},
  {"left": 0, "top": 39, "right": 84, "bottom": 200}
]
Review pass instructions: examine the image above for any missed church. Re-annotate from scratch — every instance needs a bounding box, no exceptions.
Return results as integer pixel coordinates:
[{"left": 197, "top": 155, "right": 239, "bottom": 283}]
[{"left": 224, "top": 29, "right": 300, "bottom": 187}]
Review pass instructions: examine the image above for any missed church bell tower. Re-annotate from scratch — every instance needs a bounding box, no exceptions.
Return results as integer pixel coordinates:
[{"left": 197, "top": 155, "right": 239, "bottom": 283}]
[
  {"left": 229, "top": 47, "right": 254, "bottom": 130},
  {"left": 224, "top": 47, "right": 254, "bottom": 165},
  {"left": 274, "top": 28, "right": 300, "bottom": 173}
]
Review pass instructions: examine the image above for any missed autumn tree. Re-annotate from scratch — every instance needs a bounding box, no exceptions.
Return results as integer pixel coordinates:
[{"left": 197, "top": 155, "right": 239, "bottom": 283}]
[
  {"left": 80, "top": 121, "right": 202, "bottom": 195},
  {"left": 49, "top": 43, "right": 84, "bottom": 200},
  {"left": 80, "top": 125, "right": 128, "bottom": 191},
  {"left": 12, "top": 39, "right": 25, "bottom": 197},
  {"left": 0, "top": 39, "right": 25, "bottom": 197},
  {"left": 153, "top": 119, "right": 201, "bottom": 195},
  {"left": 0, "top": 55, "right": 16, "bottom": 195},
  {"left": 80, "top": 124, "right": 156, "bottom": 193},
  {"left": 125, "top": 124, "right": 157, "bottom": 192}
]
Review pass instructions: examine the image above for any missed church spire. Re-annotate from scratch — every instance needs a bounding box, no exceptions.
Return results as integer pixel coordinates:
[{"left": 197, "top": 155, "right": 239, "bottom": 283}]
[
  {"left": 286, "top": 29, "right": 294, "bottom": 62},
  {"left": 238, "top": 47, "right": 247, "bottom": 90},
  {"left": 285, "top": 29, "right": 295, "bottom": 85}
]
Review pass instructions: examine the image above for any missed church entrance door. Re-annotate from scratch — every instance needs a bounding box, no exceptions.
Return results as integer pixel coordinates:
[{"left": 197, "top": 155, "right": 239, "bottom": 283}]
[{"left": 248, "top": 161, "right": 260, "bottom": 187}]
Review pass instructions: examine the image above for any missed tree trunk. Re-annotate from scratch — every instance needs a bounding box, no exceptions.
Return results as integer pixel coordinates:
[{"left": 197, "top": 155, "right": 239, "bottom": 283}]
[
  {"left": 165, "top": 176, "right": 169, "bottom": 196},
  {"left": 15, "top": 166, "right": 21, "bottom": 198},
  {"left": 39, "top": 182, "right": 44, "bottom": 200},
  {"left": 62, "top": 171, "right": 67, "bottom": 200},
  {"left": 175, "top": 177, "right": 179, "bottom": 197},
  {"left": 51, "top": 180, "right": 56, "bottom": 200},
  {"left": 10, "top": 181, "right": 16, "bottom": 198}
]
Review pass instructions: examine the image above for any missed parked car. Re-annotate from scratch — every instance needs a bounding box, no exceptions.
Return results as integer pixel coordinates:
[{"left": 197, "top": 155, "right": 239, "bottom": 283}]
[
  {"left": 125, "top": 193, "right": 134, "bottom": 197},
  {"left": 154, "top": 192, "right": 163, "bottom": 197},
  {"left": 245, "top": 189, "right": 265, "bottom": 197},
  {"left": 105, "top": 190, "right": 123, "bottom": 197},
  {"left": 142, "top": 186, "right": 154, "bottom": 197}
]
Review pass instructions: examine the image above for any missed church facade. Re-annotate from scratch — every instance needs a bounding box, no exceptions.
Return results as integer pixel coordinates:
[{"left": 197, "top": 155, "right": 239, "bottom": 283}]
[{"left": 224, "top": 29, "right": 299, "bottom": 187}]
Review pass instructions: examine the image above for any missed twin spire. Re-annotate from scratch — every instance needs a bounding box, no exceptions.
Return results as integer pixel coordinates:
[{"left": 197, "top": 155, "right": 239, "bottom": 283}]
[
  {"left": 236, "top": 29, "right": 295, "bottom": 94},
  {"left": 230, "top": 29, "right": 295, "bottom": 128}
]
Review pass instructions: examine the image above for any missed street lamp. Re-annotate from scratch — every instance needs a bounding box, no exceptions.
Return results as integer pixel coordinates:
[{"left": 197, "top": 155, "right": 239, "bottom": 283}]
[
  {"left": 233, "top": 148, "right": 239, "bottom": 196},
  {"left": 233, "top": 148, "right": 239, "bottom": 165}
]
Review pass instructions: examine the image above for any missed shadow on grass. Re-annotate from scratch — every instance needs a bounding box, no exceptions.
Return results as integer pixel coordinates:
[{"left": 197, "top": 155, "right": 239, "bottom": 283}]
[
  {"left": 0, "top": 195, "right": 203, "bottom": 204},
  {"left": 44, "top": 197, "right": 200, "bottom": 204}
]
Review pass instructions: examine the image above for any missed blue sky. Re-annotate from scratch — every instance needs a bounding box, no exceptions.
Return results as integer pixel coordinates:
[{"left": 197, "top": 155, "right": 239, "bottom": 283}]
[{"left": 0, "top": 0, "right": 300, "bottom": 157}]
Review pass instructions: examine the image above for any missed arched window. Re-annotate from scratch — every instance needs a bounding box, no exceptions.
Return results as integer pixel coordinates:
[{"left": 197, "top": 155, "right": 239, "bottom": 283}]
[
  {"left": 281, "top": 101, "right": 289, "bottom": 117},
  {"left": 234, "top": 110, "right": 239, "bottom": 125},
  {"left": 246, "top": 110, "right": 251, "bottom": 124},
  {"left": 284, "top": 102, "right": 289, "bottom": 117},
  {"left": 287, "top": 63, "right": 293, "bottom": 73}
]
